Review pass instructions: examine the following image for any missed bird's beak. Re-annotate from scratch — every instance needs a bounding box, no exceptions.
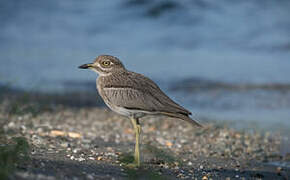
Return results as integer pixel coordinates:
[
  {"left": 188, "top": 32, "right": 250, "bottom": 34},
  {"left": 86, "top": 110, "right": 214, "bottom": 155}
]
[{"left": 78, "top": 63, "right": 93, "bottom": 69}]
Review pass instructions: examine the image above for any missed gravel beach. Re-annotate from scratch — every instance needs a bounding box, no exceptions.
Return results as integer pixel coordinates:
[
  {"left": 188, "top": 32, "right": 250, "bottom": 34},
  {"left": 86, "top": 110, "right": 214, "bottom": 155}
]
[{"left": 0, "top": 90, "right": 289, "bottom": 180}]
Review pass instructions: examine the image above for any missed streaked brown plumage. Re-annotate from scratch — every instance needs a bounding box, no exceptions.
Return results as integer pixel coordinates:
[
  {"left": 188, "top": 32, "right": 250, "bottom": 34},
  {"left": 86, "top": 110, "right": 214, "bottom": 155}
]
[
  {"left": 79, "top": 55, "right": 202, "bottom": 167},
  {"left": 97, "top": 70, "right": 201, "bottom": 126}
]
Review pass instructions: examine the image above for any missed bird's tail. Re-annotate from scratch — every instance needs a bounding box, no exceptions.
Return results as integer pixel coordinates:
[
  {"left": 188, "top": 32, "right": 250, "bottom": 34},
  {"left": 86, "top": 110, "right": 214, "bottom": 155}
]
[{"left": 161, "top": 112, "right": 203, "bottom": 127}]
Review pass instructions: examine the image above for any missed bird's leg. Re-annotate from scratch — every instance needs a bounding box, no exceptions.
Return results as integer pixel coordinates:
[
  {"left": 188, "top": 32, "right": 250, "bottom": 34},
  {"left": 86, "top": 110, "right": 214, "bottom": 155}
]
[{"left": 130, "top": 117, "right": 141, "bottom": 167}]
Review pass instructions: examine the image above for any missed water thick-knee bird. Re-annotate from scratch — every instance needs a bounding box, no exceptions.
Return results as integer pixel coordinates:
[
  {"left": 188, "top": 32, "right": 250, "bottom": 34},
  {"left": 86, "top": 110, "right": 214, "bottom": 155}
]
[{"left": 79, "top": 55, "right": 202, "bottom": 167}]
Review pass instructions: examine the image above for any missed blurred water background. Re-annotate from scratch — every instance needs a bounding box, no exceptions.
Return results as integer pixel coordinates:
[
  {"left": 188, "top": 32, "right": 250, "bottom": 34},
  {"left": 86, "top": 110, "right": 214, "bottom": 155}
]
[{"left": 1, "top": 0, "right": 290, "bottom": 132}]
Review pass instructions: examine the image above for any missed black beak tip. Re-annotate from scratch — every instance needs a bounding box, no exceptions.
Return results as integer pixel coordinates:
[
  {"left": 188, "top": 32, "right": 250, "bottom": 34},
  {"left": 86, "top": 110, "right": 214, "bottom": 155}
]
[{"left": 78, "top": 64, "right": 89, "bottom": 69}]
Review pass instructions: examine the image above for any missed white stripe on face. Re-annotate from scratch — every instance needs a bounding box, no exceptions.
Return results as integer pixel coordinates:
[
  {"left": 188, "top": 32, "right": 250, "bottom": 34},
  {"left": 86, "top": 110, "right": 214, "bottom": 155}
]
[
  {"left": 91, "top": 68, "right": 112, "bottom": 76},
  {"left": 90, "top": 63, "right": 112, "bottom": 76}
]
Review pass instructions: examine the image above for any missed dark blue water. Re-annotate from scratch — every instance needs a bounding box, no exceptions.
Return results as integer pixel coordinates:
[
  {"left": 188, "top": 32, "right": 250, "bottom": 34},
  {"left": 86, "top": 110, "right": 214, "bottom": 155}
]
[{"left": 1, "top": 0, "right": 290, "bottom": 130}]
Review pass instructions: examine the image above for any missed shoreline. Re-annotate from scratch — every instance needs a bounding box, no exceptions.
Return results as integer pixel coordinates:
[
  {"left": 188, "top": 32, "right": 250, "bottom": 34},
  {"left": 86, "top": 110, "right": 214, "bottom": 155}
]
[
  {"left": 2, "top": 81, "right": 290, "bottom": 133},
  {"left": 1, "top": 84, "right": 290, "bottom": 134}
]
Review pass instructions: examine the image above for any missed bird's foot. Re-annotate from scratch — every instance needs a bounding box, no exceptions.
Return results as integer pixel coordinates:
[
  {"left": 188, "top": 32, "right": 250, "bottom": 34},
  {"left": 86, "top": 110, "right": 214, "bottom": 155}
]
[{"left": 125, "top": 161, "right": 140, "bottom": 169}]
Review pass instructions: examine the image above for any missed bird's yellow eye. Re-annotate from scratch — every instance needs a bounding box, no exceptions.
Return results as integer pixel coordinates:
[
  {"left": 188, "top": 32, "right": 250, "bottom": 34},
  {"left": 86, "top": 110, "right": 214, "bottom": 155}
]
[{"left": 102, "top": 61, "right": 110, "bottom": 66}]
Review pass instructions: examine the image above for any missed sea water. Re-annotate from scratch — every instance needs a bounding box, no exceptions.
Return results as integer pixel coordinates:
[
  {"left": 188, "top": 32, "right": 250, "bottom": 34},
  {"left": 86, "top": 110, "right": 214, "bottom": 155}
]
[{"left": 0, "top": 0, "right": 290, "bottom": 131}]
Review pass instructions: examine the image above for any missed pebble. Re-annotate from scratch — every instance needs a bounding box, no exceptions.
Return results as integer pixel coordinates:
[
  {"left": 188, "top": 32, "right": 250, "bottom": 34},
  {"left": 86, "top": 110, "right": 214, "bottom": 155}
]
[
  {"left": 61, "top": 142, "right": 68, "bottom": 148},
  {"left": 78, "top": 157, "right": 85, "bottom": 161},
  {"left": 276, "top": 167, "right": 282, "bottom": 174},
  {"left": 8, "top": 122, "right": 15, "bottom": 128},
  {"left": 86, "top": 174, "right": 94, "bottom": 180},
  {"left": 284, "top": 153, "right": 290, "bottom": 161}
]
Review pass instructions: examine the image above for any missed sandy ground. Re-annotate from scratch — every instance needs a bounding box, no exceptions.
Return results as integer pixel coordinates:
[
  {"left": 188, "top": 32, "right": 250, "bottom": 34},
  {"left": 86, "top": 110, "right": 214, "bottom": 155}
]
[{"left": 0, "top": 90, "right": 289, "bottom": 179}]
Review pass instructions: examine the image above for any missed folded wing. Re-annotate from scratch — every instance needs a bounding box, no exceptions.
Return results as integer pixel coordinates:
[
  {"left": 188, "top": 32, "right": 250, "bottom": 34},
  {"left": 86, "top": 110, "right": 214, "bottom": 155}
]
[{"left": 102, "top": 71, "right": 201, "bottom": 126}]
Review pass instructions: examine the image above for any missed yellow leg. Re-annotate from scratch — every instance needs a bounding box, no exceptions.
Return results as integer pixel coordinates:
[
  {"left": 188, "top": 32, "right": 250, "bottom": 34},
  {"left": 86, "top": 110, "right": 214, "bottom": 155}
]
[{"left": 130, "top": 117, "right": 141, "bottom": 167}]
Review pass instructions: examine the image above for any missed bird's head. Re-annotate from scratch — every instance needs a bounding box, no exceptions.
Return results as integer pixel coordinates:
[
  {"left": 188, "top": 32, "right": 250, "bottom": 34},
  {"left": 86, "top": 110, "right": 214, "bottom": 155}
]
[{"left": 79, "top": 55, "right": 126, "bottom": 76}]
